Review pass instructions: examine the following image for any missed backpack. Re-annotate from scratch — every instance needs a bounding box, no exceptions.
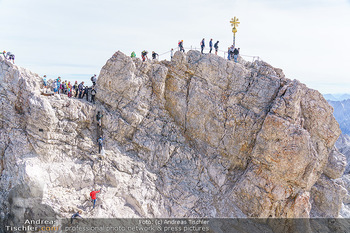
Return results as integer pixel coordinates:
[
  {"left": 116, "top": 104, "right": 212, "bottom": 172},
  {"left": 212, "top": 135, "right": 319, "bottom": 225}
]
[{"left": 91, "top": 76, "right": 94, "bottom": 81}]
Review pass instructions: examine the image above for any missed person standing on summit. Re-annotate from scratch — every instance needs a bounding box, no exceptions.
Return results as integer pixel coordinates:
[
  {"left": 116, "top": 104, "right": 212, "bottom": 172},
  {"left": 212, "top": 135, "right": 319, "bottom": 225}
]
[
  {"left": 209, "top": 39, "right": 213, "bottom": 53},
  {"left": 90, "top": 189, "right": 101, "bottom": 209},
  {"left": 200, "top": 38, "right": 205, "bottom": 54},
  {"left": 214, "top": 41, "right": 219, "bottom": 55}
]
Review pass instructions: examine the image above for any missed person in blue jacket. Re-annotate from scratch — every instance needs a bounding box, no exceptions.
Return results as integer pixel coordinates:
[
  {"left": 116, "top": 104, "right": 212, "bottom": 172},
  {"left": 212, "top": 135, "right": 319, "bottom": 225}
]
[{"left": 200, "top": 38, "right": 205, "bottom": 54}]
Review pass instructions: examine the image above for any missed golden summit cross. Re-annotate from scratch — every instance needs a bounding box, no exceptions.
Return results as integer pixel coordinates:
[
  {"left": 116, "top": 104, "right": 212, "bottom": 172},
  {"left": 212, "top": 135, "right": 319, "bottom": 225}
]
[{"left": 230, "top": 17, "right": 240, "bottom": 28}]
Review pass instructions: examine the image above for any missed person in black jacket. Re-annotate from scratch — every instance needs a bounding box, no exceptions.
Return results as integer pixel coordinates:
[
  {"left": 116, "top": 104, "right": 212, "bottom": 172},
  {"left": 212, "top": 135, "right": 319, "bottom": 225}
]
[{"left": 233, "top": 48, "right": 240, "bottom": 63}]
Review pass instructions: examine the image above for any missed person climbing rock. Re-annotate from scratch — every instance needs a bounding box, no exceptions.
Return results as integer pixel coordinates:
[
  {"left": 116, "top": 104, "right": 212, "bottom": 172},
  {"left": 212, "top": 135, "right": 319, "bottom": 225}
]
[
  {"left": 170, "top": 48, "right": 174, "bottom": 59},
  {"left": 90, "top": 190, "right": 101, "bottom": 209},
  {"left": 200, "top": 38, "right": 205, "bottom": 54},
  {"left": 91, "top": 87, "right": 96, "bottom": 104},
  {"left": 96, "top": 111, "right": 103, "bottom": 127},
  {"left": 73, "top": 81, "right": 78, "bottom": 97},
  {"left": 131, "top": 51, "right": 136, "bottom": 58},
  {"left": 141, "top": 50, "right": 148, "bottom": 62},
  {"left": 152, "top": 51, "right": 158, "bottom": 60},
  {"left": 233, "top": 47, "right": 240, "bottom": 63},
  {"left": 98, "top": 135, "right": 104, "bottom": 154},
  {"left": 70, "top": 210, "right": 82, "bottom": 224},
  {"left": 209, "top": 39, "right": 213, "bottom": 53},
  {"left": 214, "top": 41, "right": 219, "bottom": 55},
  {"left": 178, "top": 40, "right": 185, "bottom": 52},
  {"left": 91, "top": 74, "right": 97, "bottom": 86}
]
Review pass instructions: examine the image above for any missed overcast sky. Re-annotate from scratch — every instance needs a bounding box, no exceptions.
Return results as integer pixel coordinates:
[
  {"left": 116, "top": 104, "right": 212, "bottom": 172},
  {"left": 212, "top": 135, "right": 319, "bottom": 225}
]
[{"left": 1, "top": 0, "right": 349, "bottom": 94}]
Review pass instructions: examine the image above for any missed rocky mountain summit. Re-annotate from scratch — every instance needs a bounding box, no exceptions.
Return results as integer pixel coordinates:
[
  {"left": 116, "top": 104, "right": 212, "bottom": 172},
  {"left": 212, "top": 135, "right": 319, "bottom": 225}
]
[{"left": 0, "top": 51, "right": 349, "bottom": 231}]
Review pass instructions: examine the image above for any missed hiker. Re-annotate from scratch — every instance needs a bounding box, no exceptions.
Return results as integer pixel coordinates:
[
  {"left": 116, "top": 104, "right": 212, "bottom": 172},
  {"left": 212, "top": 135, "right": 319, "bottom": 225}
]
[
  {"left": 64, "top": 80, "right": 68, "bottom": 94},
  {"left": 53, "top": 80, "right": 58, "bottom": 94},
  {"left": 209, "top": 39, "right": 213, "bottom": 53},
  {"left": 0, "top": 51, "right": 6, "bottom": 58},
  {"left": 233, "top": 47, "right": 240, "bottom": 63},
  {"left": 91, "top": 87, "right": 96, "bottom": 104},
  {"left": 170, "top": 48, "right": 174, "bottom": 59},
  {"left": 178, "top": 40, "right": 185, "bottom": 52},
  {"left": 91, "top": 74, "right": 97, "bottom": 86},
  {"left": 78, "top": 82, "right": 84, "bottom": 98},
  {"left": 8, "top": 53, "right": 15, "bottom": 64},
  {"left": 57, "top": 77, "right": 61, "bottom": 94},
  {"left": 90, "top": 189, "right": 101, "bottom": 209},
  {"left": 131, "top": 51, "right": 136, "bottom": 58},
  {"left": 97, "top": 135, "right": 104, "bottom": 154},
  {"left": 96, "top": 111, "right": 103, "bottom": 127},
  {"left": 68, "top": 81, "right": 72, "bottom": 97},
  {"left": 43, "top": 75, "right": 47, "bottom": 89},
  {"left": 214, "top": 41, "right": 219, "bottom": 55},
  {"left": 200, "top": 38, "right": 205, "bottom": 54},
  {"left": 141, "top": 50, "right": 148, "bottom": 62},
  {"left": 152, "top": 51, "right": 158, "bottom": 60},
  {"left": 83, "top": 85, "right": 89, "bottom": 101},
  {"left": 228, "top": 46, "right": 234, "bottom": 60},
  {"left": 73, "top": 81, "right": 78, "bottom": 97},
  {"left": 70, "top": 210, "right": 82, "bottom": 224},
  {"left": 60, "top": 81, "right": 65, "bottom": 94}
]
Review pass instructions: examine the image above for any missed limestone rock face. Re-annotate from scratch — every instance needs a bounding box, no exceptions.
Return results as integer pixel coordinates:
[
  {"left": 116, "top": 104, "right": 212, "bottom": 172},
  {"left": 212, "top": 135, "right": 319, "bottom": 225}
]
[{"left": 0, "top": 51, "right": 345, "bottom": 224}]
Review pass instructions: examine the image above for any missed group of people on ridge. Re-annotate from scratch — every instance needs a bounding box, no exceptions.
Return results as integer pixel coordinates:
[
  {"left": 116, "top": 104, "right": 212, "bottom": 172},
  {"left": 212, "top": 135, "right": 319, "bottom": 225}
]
[
  {"left": 43, "top": 74, "right": 97, "bottom": 104},
  {"left": 1, "top": 51, "right": 15, "bottom": 63},
  {"left": 137, "top": 50, "right": 159, "bottom": 62},
  {"left": 199, "top": 38, "right": 220, "bottom": 55},
  {"left": 227, "top": 45, "right": 240, "bottom": 62},
  {"left": 130, "top": 38, "right": 236, "bottom": 62}
]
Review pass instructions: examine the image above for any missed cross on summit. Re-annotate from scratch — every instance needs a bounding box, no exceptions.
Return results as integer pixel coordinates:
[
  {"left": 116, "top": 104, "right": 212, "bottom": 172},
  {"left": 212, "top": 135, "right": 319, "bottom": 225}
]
[{"left": 230, "top": 17, "right": 240, "bottom": 28}]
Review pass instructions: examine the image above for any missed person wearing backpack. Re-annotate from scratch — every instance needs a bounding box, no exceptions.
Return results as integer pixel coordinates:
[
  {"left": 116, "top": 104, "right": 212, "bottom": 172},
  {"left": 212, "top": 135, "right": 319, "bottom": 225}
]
[
  {"left": 141, "top": 50, "right": 148, "bottom": 62},
  {"left": 214, "top": 41, "right": 219, "bottom": 55},
  {"left": 178, "top": 40, "right": 185, "bottom": 52},
  {"left": 78, "top": 82, "right": 84, "bottom": 98},
  {"left": 91, "top": 87, "right": 96, "bottom": 104},
  {"left": 209, "top": 39, "right": 213, "bottom": 53}
]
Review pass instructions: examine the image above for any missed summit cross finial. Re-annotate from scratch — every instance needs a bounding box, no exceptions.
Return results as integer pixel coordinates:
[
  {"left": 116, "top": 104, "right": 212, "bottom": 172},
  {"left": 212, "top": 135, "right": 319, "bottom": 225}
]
[
  {"left": 230, "top": 17, "right": 240, "bottom": 47},
  {"left": 230, "top": 17, "right": 240, "bottom": 28}
]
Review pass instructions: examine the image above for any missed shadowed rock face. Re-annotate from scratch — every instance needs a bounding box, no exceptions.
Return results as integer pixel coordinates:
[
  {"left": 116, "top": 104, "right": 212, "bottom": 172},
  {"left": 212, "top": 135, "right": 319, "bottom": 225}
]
[{"left": 0, "top": 51, "right": 345, "bottom": 224}]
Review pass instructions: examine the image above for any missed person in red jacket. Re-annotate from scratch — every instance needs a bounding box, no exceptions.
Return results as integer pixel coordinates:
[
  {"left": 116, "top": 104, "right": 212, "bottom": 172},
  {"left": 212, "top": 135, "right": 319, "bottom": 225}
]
[{"left": 90, "top": 189, "right": 101, "bottom": 209}]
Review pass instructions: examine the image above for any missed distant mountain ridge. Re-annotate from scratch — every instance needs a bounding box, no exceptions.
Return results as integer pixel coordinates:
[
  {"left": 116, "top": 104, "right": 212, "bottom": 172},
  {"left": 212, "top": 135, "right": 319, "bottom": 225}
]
[
  {"left": 324, "top": 93, "right": 350, "bottom": 101},
  {"left": 328, "top": 99, "right": 350, "bottom": 135}
]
